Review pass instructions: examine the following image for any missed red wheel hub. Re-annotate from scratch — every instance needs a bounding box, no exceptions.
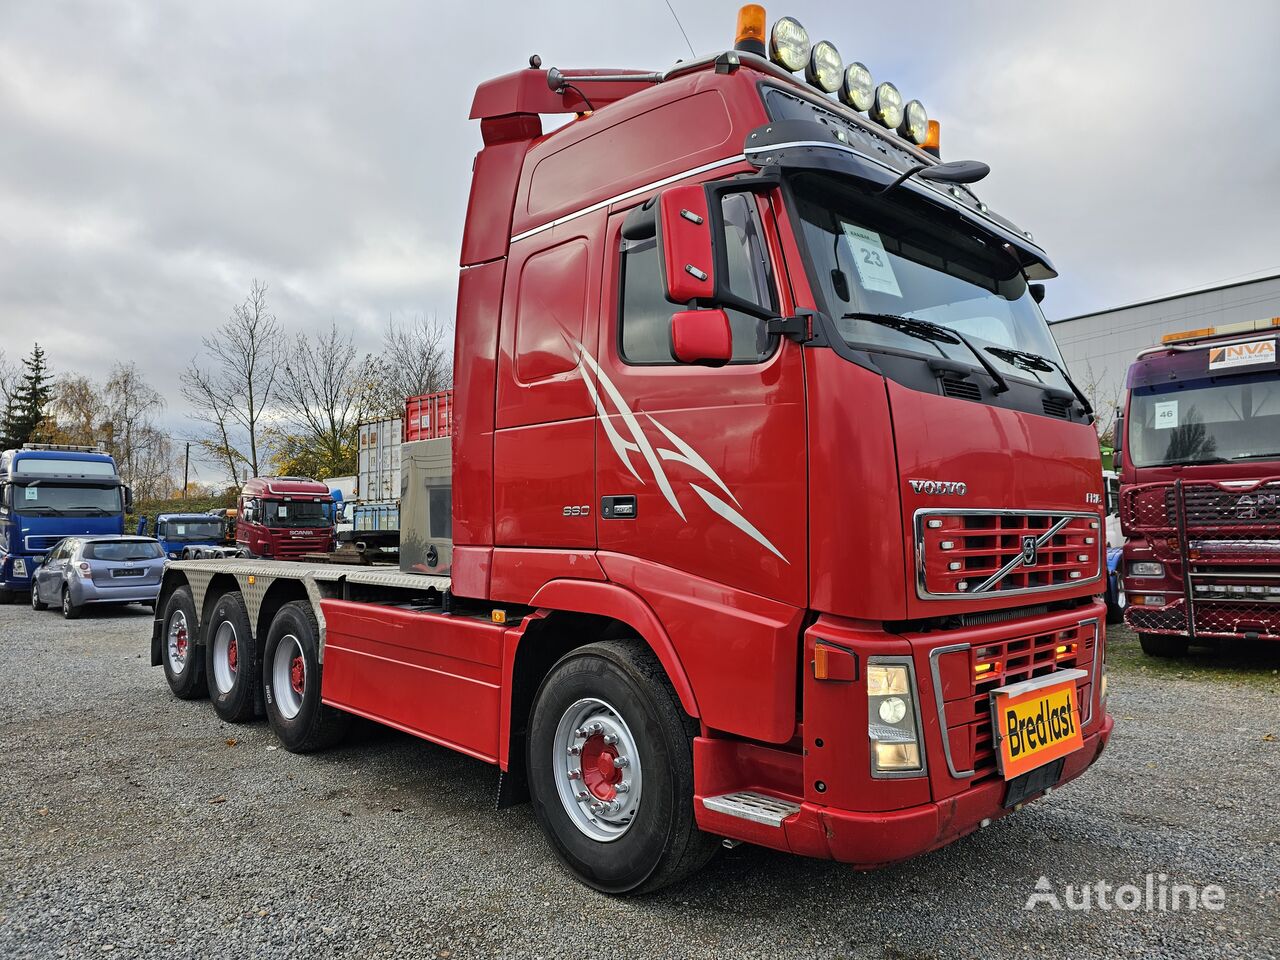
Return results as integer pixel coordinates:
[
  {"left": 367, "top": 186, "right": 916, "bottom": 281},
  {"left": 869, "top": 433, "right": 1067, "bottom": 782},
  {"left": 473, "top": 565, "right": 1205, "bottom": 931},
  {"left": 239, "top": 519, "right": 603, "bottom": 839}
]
[
  {"left": 175, "top": 626, "right": 188, "bottom": 660},
  {"left": 289, "top": 655, "right": 305, "bottom": 696},
  {"left": 227, "top": 637, "right": 238, "bottom": 673},
  {"left": 579, "top": 734, "right": 622, "bottom": 801}
]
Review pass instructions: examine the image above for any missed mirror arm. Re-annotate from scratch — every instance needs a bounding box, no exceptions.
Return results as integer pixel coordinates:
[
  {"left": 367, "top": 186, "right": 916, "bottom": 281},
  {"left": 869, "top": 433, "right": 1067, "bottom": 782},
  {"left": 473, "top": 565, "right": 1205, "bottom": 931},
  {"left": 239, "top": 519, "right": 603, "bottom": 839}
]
[
  {"left": 766, "top": 308, "right": 820, "bottom": 343},
  {"left": 874, "top": 164, "right": 926, "bottom": 197}
]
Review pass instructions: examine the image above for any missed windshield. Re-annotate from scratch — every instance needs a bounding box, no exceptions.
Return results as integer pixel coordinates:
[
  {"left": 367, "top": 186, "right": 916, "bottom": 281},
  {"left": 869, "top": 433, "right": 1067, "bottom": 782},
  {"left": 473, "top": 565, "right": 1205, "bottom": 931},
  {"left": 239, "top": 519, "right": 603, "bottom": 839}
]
[
  {"left": 263, "top": 500, "right": 330, "bottom": 528},
  {"left": 788, "top": 172, "right": 1070, "bottom": 390},
  {"left": 157, "top": 519, "right": 224, "bottom": 542},
  {"left": 12, "top": 483, "right": 122, "bottom": 516},
  {"left": 1127, "top": 371, "right": 1280, "bottom": 467},
  {"left": 83, "top": 540, "right": 163, "bottom": 561}
]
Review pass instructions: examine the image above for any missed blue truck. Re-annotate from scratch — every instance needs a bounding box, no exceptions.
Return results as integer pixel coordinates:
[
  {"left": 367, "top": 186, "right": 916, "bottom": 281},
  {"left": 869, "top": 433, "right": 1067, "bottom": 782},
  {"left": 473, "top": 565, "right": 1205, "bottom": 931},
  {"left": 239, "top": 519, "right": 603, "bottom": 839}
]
[
  {"left": 0, "top": 444, "right": 130, "bottom": 603},
  {"left": 138, "top": 512, "right": 238, "bottom": 560}
]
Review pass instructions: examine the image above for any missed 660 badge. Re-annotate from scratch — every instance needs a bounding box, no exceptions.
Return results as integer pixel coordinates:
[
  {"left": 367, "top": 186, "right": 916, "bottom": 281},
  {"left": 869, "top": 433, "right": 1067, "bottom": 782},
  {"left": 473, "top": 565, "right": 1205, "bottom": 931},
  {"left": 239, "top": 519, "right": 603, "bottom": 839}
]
[{"left": 990, "top": 669, "right": 1087, "bottom": 780}]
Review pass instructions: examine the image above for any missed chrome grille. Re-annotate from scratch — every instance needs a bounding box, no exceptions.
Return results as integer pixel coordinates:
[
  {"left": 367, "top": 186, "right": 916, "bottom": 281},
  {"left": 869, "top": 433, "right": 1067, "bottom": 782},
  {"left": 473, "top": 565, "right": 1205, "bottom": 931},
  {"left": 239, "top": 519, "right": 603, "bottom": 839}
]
[{"left": 916, "top": 510, "right": 1103, "bottom": 599}]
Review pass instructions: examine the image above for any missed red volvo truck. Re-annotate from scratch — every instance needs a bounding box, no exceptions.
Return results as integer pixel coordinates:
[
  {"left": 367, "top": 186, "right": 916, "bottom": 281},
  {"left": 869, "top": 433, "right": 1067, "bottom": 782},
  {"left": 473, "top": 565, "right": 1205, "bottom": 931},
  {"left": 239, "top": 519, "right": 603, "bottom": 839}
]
[
  {"left": 1118, "top": 317, "right": 1280, "bottom": 656},
  {"left": 236, "top": 476, "right": 336, "bottom": 560},
  {"left": 150, "top": 7, "right": 1112, "bottom": 892}
]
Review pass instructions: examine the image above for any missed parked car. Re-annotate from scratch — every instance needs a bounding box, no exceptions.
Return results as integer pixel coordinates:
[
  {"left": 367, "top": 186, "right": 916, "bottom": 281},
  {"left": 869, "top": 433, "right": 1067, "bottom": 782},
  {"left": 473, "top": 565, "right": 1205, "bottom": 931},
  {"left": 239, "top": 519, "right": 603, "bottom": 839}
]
[{"left": 30, "top": 535, "right": 166, "bottom": 619}]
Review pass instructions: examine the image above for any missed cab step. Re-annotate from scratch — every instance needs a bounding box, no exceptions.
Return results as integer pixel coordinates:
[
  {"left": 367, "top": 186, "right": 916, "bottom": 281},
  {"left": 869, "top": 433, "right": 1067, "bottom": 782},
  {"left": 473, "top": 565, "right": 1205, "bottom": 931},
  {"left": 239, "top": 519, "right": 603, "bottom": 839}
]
[{"left": 701, "top": 791, "right": 801, "bottom": 827}]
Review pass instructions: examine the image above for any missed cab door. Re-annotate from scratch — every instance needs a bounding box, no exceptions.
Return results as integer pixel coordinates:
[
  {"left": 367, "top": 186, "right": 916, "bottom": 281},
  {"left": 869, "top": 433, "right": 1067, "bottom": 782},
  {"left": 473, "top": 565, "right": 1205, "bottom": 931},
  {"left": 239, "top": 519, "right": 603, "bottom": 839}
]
[{"left": 591, "top": 189, "right": 807, "bottom": 606}]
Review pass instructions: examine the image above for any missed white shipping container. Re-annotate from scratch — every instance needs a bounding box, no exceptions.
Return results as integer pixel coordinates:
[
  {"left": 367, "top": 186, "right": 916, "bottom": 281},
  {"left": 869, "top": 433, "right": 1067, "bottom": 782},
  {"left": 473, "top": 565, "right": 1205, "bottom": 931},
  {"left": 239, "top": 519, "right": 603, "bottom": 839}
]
[{"left": 357, "top": 419, "right": 402, "bottom": 503}]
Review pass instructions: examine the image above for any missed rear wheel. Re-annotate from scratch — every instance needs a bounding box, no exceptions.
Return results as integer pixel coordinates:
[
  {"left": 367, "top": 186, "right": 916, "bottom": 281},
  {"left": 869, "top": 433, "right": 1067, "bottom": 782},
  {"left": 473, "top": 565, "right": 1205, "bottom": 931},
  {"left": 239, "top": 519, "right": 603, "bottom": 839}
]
[
  {"left": 161, "top": 586, "right": 205, "bottom": 699},
  {"left": 527, "top": 640, "right": 716, "bottom": 894},
  {"left": 61, "top": 587, "right": 83, "bottom": 620},
  {"left": 30, "top": 584, "right": 46, "bottom": 611},
  {"left": 205, "top": 591, "right": 257, "bottom": 722},
  {"left": 262, "top": 601, "right": 350, "bottom": 752},
  {"left": 1139, "top": 632, "right": 1188, "bottom": 658}
]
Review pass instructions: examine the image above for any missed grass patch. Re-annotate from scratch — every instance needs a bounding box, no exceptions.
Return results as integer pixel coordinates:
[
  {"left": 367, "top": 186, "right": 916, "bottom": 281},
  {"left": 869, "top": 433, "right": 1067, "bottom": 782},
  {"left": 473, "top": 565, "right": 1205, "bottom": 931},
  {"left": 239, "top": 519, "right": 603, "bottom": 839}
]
[{"left": 1107, "top": 622, "right": 1280, "bottom": 692}]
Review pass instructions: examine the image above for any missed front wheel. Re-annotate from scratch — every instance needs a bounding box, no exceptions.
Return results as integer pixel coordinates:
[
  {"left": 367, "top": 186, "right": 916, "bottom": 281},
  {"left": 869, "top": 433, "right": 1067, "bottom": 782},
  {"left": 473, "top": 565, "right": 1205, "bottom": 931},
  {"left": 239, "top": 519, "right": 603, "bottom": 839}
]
[
  {"left": 261, "top": 601, "right": 350, "bottom": 752},
  {"left": 1139, "top": 632, "right": 1188, "bottom": 658},
  {"left": 527, "top": 640, "right": 717, "bottom": 894},
  {"left": 31, "top": 585, "right": 47, "bottom": 611},
  {"left": 61, "top": 587, "right": 83, "bottom": 620}
]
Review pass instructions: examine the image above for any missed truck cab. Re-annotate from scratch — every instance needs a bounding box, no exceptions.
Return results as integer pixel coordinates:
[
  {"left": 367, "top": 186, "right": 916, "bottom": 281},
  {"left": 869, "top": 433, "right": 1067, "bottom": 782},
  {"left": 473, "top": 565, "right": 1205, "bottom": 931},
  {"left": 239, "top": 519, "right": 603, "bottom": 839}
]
[
  {"left": 0, "top": 444, "right": 129, "bottom": 602},
  {"left": 1117, "top": 318, "right": 1280, "bottom": 655},
  {"left": 236, "top": 477, "right": 335, "bottom": 560},
  {"left": 153, "top": 513, "right": 232, "bottom": 559}
]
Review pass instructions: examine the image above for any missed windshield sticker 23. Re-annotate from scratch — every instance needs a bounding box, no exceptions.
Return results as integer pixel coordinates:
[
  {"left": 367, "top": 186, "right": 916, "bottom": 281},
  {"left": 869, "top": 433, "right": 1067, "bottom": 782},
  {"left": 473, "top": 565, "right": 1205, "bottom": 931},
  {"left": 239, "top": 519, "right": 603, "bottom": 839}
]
[
  {"left": 841, "top": 224, "right": 902, "bottom": 298},
  {"left": 573, "top": 342, "right": 787, "bottom": 563}
]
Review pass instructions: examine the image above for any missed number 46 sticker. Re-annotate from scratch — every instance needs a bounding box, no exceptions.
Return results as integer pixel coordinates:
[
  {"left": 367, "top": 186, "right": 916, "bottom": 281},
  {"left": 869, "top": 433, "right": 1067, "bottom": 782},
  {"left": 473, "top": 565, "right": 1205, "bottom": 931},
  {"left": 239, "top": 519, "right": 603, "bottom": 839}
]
[{"left": 842, "top": 224, "right": 902, "bottom": 297}]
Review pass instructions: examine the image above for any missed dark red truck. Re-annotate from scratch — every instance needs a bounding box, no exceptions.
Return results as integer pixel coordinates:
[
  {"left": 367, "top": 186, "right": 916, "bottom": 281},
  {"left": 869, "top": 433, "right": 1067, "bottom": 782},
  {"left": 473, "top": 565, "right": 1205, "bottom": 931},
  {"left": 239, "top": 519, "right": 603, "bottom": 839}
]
[
  {"left": 1118, "top": 318, "right": 1280, "bottom": 655},
  {"left": 236, "top": 476, "right": 336, "bottom": 560},
  {"left": 150, "top": 7, "right": 1111, "bottom": 892}
]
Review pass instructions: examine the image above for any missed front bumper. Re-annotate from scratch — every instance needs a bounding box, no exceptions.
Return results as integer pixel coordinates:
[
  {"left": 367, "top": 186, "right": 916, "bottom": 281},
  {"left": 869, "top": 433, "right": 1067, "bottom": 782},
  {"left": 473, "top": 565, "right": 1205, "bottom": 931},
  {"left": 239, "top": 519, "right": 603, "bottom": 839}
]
[{"left": 792, "top": 715, "right": 1111, "bottom": 865}]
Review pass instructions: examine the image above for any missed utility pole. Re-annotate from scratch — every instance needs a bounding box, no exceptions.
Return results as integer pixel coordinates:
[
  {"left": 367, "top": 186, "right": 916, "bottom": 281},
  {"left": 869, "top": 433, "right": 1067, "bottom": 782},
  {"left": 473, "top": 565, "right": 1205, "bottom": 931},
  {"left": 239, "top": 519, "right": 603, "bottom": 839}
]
[{"left": 183, "top": 442, "right": 190, "bottom": 499}]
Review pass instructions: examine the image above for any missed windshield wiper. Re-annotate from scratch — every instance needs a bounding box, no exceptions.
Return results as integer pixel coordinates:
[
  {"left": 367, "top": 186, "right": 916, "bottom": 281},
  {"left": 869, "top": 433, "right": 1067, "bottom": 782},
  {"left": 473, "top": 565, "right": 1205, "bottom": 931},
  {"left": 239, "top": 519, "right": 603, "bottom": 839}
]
[
  {"left": 1228, "top": 451, "right": 1280, "bottom": 462},
  {"left": 986, "top": 345, "right": 1095, "bottom": 419},
  {"left": 844, "top": 312, "right": 1010, "bottom": 395},
  {"left": 64, "top": 507, "right": 112, "bottom": 516},
  {"left": 22, "top": 506, "right": 66, "bottom": 516}
]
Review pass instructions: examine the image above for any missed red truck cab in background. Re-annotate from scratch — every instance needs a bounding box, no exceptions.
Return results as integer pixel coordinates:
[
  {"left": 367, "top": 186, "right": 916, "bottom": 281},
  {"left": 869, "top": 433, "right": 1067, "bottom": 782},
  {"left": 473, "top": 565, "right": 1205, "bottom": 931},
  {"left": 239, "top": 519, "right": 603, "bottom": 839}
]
[
  {"left": 237, "top": 476, "right": 335, "bottom": 560},
  {"left": 1118, "top": 318, "right": 1280, "bottom": 655},
  {"left": 152, "top": 7, "right": 1112, "bottom": 893}
]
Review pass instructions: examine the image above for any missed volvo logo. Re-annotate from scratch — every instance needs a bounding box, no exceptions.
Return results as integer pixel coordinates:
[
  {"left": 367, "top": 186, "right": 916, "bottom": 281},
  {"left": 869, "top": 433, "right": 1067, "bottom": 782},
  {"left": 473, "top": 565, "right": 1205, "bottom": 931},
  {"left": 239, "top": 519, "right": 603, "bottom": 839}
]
[
  {"left": 908, "top": 479, "right": 967, "bottom": 496},
  {"left": 1021, "top": 536, "right": 1039, "bottom": 566}
]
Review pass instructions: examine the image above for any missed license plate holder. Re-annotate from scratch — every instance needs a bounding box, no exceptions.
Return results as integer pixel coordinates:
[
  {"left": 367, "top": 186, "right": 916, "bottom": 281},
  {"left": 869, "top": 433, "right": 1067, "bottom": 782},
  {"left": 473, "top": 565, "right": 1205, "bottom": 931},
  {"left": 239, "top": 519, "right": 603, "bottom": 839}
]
[
  {"left": 989, "top": 669, "right": 1086, "bottom": 781},
  {"left": 1003, "top": 757, "right": 1064, "bottom": 809}
]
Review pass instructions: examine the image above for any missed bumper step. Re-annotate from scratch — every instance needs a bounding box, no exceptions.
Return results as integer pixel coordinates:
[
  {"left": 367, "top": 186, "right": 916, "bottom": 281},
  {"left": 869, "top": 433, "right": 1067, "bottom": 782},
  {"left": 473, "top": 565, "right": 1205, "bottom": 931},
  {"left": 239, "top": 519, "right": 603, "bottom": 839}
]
[{"left": 702, "top": 791, "right": 801, "bottom": 827}]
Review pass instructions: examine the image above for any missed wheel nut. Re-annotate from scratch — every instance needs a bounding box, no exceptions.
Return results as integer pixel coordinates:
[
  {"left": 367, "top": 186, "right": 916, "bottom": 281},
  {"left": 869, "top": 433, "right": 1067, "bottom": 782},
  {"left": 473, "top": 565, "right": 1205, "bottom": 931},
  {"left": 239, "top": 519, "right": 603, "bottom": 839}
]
[
  {"left": 616, "top": 780, "right": 631, "bottom": 793},
  {"left": 602, "top": 733, "right": 618, "bottom": 745},
  {"left": 613, "top": 756, "right": 630, "bottom": 769},
  {"left": 567, "top": 745, "right": 581, "bottom": 756},
  {"left": 567, "top": 770, "right": 581, "bottom": 781},
  {"left": 576, "top": 791, "right": 589, "bottom": 801}
]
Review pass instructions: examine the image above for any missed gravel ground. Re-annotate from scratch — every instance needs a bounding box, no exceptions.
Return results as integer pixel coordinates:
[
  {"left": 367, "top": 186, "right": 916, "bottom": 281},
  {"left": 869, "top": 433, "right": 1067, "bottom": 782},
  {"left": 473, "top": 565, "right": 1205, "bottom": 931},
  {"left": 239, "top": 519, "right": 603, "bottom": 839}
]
[{"left": 1, "top": 603, "right": 1277, "bottom": 960}]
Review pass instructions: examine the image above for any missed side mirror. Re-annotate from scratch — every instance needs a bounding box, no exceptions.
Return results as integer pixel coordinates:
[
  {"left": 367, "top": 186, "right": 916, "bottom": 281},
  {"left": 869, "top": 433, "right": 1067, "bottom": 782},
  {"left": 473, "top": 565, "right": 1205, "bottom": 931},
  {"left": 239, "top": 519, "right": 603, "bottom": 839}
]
[
  {"left": 123, "top": 485, "right": 134, "bottom": 511},
  {"left": 656, "top": 184, "right": 716, "bottom": 305},
  {"left": 1113, "top": 408, "right": 1124, "bottom": 456},
  {"left": 670, "top": 309, "right": 732, "bottom": 366},
  {"left": 1029, "top": 282, "right": 1045, "bottom": 304}
]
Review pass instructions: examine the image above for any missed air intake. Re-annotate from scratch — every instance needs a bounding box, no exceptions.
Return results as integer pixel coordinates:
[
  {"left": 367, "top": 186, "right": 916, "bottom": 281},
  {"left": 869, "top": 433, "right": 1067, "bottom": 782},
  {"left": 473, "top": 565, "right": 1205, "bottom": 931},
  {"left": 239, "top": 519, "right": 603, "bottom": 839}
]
[
  {"left": 940, "top": 375, "right": 981, "bottom": 402},
  {"left": 1041, "top": 396, "right": 1071, "bottom": 419}
]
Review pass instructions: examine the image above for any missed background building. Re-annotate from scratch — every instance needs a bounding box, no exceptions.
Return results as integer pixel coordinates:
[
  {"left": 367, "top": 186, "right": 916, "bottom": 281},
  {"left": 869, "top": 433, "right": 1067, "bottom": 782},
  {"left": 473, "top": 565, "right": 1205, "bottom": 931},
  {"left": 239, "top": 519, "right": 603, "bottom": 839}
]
[{"left": 1050, "top": 273, "right": 1280, "bottom": 421}]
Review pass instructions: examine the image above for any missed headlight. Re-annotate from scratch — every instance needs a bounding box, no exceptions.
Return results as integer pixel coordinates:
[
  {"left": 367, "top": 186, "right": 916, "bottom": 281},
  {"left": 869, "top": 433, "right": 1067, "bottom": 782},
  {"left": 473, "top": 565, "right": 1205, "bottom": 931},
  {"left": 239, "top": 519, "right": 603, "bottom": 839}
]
[
  {"left": 12, "top": 559, "right": 26, "bottom": 577},
  {"left": 768, "top": 16, "right": 810, "bottom": 72},
  {"left": 1138, "top": 594, "right": 1166, "bottom": 607},
  {"left": 870, "top": 81, "right": 904, "bottom": 129},
  {"left": 868, "top": 659, "right": 924, "bottom": 775},
  {"left": 805, "top": 40, "right": 842, "bottom": 93},
  {"left": 900, "top": 99, "right": 929, "bottom": 145},
  {"left": 1099, "top": 666, "right": 1108, "bottom": 704},
  {"left": 1130, "top": 561, "right": 1164, "bottom": 578},
  {"left": 839, "top": 61, "right": 874, "bottom": 112}
]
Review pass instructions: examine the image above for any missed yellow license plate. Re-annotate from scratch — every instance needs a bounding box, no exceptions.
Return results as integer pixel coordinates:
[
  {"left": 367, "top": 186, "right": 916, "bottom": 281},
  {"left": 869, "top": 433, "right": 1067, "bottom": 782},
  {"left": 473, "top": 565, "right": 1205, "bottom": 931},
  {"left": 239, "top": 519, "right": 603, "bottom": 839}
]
[{"left": 991, "top": 674, "right": 1084, "bottom": 781}]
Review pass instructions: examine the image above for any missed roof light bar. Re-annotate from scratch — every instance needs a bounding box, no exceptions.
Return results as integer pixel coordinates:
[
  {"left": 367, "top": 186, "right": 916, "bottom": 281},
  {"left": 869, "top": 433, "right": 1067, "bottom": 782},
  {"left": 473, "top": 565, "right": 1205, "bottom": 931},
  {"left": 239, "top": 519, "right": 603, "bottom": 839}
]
[{"left": 1161, "top": 317, "right": 1280, "bottom": 345}]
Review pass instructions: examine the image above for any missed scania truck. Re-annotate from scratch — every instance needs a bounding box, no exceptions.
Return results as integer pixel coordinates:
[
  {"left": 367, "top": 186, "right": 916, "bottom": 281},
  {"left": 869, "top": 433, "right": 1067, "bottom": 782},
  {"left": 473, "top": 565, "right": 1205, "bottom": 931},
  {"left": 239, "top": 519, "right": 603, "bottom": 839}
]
[
  {"left": 0, "top": 444, "right": 129, "bottom": 603},
  {"left": 235, "top": 476, "right": 336, "bottom": 560},
  {"left": 1118, "top": 317, "right": 1280, "bottom": 655},
  {"left": 149, "top": 7, "right": 1112, "bottom": 892}
]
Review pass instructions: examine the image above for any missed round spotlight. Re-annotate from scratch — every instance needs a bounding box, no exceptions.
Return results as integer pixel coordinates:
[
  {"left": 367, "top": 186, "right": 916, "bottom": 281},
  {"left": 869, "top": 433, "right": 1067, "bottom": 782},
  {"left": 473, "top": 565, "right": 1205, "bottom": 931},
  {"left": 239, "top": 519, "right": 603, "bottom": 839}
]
[
  {"left": 878, "top": 697, "right": 908, "bottom": 725},
  {"left": 805, "top": 40, "right": 843, "bottom": 93},
  {"left": 839, "top": 61, "right": 874, "bottom": 112},
  {"left": 900, "top": 99, "right": 929, "bottom": 144},
  {"left": 870, "top": 81, "right": 904, "bottom": 130},
  {"left": 768, "top": 16, "right": 810, "bottom": 73}
]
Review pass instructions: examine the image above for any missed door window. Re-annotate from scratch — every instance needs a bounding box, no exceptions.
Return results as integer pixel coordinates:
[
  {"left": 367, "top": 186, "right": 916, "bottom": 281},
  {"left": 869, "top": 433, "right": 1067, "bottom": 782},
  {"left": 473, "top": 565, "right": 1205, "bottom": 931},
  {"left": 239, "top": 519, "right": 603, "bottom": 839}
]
[{"left": 618, "top": 194, "right": 774, "bottom": 364}]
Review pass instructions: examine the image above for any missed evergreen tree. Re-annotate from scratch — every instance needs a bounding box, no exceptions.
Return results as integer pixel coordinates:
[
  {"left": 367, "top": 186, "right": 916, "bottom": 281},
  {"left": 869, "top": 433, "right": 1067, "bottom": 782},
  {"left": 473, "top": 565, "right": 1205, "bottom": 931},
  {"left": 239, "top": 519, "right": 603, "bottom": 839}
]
[{"left": 1, "top": 344, "right": 54, "bottom": 449}]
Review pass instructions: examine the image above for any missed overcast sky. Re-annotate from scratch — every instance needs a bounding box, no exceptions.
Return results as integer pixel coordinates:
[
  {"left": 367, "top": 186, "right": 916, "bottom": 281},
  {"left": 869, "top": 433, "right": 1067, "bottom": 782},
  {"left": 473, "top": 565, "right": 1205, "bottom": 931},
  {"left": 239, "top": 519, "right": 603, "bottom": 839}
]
[{"left": 2, "top": 0, "right": 1278, "bottom": 473}]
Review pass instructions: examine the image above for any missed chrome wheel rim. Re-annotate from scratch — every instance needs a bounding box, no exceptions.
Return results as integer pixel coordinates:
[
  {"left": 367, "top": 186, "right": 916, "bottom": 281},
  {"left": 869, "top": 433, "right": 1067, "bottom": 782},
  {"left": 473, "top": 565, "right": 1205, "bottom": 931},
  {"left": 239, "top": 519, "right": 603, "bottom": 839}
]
[
  {"left": 62, "top": 591, "right": 71, "bottom": 616},
  {"left": 167, "top": 609, "right": 190, "bottom": 673},
  {"left": 552, "top": 698, "right": 642, "bottom": 843},
  {"left": 30, "top": 587, "right": 39, "bottom": 609},
  {"left": 211, "top": 620, "right": 238, "bottom": 694},
  {"left": 272, "top": 633, "right": 305, "bottom": 720}
]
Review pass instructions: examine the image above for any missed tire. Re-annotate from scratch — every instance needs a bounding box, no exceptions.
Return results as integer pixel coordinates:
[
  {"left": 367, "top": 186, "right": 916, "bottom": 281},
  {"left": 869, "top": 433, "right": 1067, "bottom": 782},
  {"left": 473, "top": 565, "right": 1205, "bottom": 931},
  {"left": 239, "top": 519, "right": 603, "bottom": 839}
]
[
  {"left": 1139, "top": 632, "right": 1188, "bottom": 658},
  {"left": 30, "top": 585, "right": 47, "bottom": 611},
  {"left": 205, "top": 591, "right": 257, "bottom": 723},
  {"left": 261, "top": 601, "right": 350, "bottom": 752},
  {"left": 161, "top": 585, "right": 205, "bottom": 699},
  {"left": 526, "top": 640, "right": 718, "bottom": 894},
  {"left": 61, "top": 587, "right": 83, "bottom": 620},
  {"left": 1105, "top": 573, "right": 1126, "bottom": 625}
]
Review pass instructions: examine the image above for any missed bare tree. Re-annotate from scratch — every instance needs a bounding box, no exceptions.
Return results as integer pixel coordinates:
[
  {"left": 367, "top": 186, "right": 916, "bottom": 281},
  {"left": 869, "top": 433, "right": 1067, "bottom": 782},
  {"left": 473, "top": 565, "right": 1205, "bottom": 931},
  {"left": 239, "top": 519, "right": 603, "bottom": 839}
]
[
  {"left": 104, "top": 363, "right": 177, "bottom": 499},
  {"left": 1079, "top": 360, "right": 1121, "bottom": 445},
  {"left": 369, "top": 313, "right": 452, "bottom": 416},
  {"left": 271, "top": 322, "right": 373, "bottom": 478},
  {"left": 181, "top": 279, "right": 282, "bottom": 484},
  {"left": 49, "top": 374, "right": 98, "bottom": 447}
]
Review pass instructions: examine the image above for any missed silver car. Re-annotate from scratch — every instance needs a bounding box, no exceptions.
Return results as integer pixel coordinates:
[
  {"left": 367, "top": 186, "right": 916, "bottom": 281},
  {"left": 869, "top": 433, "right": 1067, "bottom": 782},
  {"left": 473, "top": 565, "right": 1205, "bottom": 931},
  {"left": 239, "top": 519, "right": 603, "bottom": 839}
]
[{"left": 30, "top": 536, "right": 166, "bottom": 619}]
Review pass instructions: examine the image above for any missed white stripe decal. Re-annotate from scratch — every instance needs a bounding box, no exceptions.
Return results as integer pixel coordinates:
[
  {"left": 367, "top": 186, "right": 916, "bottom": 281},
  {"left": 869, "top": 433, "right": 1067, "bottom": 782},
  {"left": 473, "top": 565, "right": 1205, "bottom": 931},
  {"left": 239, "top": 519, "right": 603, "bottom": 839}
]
[
  {"left": 688, "top": 483, "right": 787, "bottom": 563},
  {"left": 510, "top": 154, "right": 747, "bottom": 244}
]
